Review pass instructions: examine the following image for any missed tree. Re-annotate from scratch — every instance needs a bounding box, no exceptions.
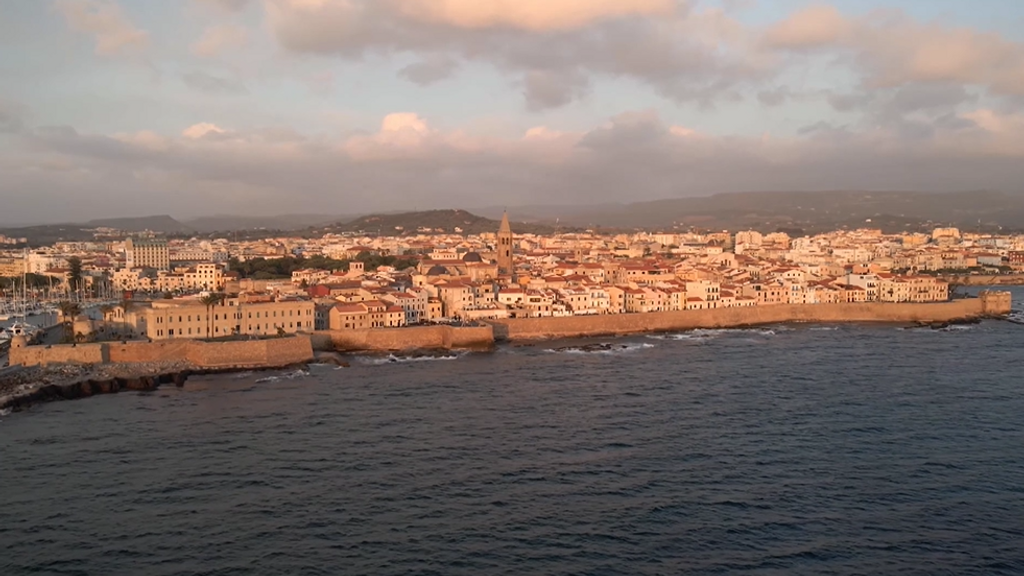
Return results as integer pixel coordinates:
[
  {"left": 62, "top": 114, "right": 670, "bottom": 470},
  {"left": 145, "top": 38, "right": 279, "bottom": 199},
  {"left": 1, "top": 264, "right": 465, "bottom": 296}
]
[
  {"left": 57, "top": 300, "right": 81, "bottom": 343},
  {"left": 199, "top": 292, "right": 226, "bottom": 339},
  {"left": 120, "top": 296, "right": 134, "bottom": 338},
  {"left": 68, "top": 257, "right": 83, "bottom": 295},
  {"left": 99, "top": 304, "right": 114, "bottom": 337}
]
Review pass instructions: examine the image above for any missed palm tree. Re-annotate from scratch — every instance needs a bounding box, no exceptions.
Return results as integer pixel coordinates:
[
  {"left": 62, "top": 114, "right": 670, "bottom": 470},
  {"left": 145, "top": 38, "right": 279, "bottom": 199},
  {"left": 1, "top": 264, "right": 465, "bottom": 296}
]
[
  {"left": 120, "top": 296, "right": 134, "bottom": 339},
  {"left": 199, "top": 292, "right": 226, "bottom": 339},
  {"left": 98, "top": 304, "right": 114, "bottom": 335},
  {"left": 57, "top": 300, "right": 81, "bottom": 343}
]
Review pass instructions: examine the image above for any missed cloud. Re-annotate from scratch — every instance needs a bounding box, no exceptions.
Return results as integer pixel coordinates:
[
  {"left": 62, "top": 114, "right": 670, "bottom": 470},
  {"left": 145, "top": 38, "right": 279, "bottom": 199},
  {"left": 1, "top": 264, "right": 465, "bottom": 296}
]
[
  {"left": 390, "top": 0, "right": 677, "bottom": 32},
  {"left": 264, "top": 0, "right": 773, "bottom": 108},
  {"left": 9, "top": 107, "right": 1024, "bottom": 224},
  {"left": 763, "top": 4, "right": 853, "bottom": 48},
  {"left": 54, "top": 0, "right": 148, "bottom": 56},
  {"left": 523, "top": 70, "right": 590, "bottom": 111},
  {"left": 182, "top": 71, "right": 247, "bottom": 94},
  {"left": 398, "top": 55, "right": 459, "bottom": 85},
  {"left": 764, "top": 6, "right": 1024, "bottom": 98},
  {"left": 182, "top": 122, "right": 228, "bottom": 139},
  {"left": 191, "top": 24, "right": 248, "bottom": 57}
]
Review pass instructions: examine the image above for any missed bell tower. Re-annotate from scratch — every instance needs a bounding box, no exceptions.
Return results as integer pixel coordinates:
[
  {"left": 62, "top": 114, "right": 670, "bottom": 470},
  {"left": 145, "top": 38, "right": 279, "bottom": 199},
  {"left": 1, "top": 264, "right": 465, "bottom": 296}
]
[{"left": 497, "top": 211, "right": 514, "bottom": 276}]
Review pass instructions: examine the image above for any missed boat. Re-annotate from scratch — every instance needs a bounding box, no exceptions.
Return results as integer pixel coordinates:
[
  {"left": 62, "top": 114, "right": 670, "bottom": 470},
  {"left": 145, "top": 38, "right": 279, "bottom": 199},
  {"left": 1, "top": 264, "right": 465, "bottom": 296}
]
[{"left": 0, "top": 322, "right": 43, "bottom": 342}]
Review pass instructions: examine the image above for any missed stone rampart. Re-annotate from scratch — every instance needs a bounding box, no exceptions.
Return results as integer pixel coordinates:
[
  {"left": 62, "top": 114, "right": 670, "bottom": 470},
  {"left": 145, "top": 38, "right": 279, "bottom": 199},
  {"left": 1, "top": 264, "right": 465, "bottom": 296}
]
[
  {"left": 10, "top": 336, "right": 314, "bottom": 369},
  {"left": 490, "top": 294, "right": 1011, "bottom": 341},
  {"left": 313, "top": 325, "right": 494, "bottom": 352},
  {"left": 108, "top": 340, "right": 189, "bottom": 364},
  {"left": 9, "top": 343, "right": 108, "bottom": 367}
]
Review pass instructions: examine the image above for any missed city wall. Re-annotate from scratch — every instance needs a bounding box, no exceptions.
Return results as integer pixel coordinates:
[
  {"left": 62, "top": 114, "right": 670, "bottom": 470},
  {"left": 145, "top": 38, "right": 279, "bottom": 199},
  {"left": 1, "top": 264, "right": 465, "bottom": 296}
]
[
  {"left": 312, "top": 325, "right": 494, "bottom": 352},
  {"left": 489, "top": 293, "right": 1012, "bottom": 341},
  {"left": 940, "top": 274, "right": 1024, "bottom": 286},
  {"left": 10, "top": 336, "right": 314, "bottom": 369}
]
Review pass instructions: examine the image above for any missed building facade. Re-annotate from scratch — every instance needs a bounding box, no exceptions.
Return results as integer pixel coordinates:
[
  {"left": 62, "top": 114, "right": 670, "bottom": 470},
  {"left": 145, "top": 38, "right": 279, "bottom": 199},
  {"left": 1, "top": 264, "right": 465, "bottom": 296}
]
[{"left": 126, "top": 237, "right": 170, "bottom": 271}]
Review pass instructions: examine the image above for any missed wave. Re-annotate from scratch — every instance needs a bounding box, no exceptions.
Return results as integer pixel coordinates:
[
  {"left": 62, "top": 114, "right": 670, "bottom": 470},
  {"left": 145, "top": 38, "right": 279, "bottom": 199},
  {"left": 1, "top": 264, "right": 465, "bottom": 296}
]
[
  {"left": 809, "top": 326, "right": 840, "bottom": 331},
  {"left": 646, "top": 333, "right": 708, "bottom": 341},
  {"left": 0, "top": 407, "right": 11, "bottom": 417},
  {"left": 361, "top": 352, "right": 465, "bottom": 365},
  {"left": 254, "top": 369, "right": 309, "bottom": 384},
  {"left": 545, "top": 342, "right": 655, "bottom": 355},
  {"left": 692, "top": 328, "right": 777, "bottom": 338}
]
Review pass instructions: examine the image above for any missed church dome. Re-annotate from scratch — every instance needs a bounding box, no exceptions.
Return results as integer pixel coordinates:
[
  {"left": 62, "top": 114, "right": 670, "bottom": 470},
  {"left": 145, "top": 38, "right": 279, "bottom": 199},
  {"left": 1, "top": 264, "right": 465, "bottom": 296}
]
[
  {"left": 426, "top": 265, "right": 449, "bottom": 276},
  {"left": 462, "top": 252, "right": 483, "bottom": 263}
]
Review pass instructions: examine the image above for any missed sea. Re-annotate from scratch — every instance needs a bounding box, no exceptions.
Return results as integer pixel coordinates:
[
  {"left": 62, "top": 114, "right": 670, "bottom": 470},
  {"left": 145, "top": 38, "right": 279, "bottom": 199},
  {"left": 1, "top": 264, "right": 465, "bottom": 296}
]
[{"left": 2, "top": 288, "right": 1023, "bottom": 575}]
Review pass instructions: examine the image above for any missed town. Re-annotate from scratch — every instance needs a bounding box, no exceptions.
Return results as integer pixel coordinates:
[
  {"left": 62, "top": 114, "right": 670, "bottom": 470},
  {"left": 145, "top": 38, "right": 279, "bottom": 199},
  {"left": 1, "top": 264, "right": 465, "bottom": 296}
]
[{"left": 1, "top": 213, "right": 1019, "bottom": 344}]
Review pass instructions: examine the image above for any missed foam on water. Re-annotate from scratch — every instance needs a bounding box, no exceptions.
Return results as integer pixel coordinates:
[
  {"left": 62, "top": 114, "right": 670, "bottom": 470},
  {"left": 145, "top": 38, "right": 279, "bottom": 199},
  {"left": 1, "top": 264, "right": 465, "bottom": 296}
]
[
  {"left": 545, "top": 342, "right": 655, "bottom": 355},
  {"left": 692, "top": 327, "right": 777, "bottom": 338},
  {"left": 360, "top": 352, "right": 465, "bottom": 365}
]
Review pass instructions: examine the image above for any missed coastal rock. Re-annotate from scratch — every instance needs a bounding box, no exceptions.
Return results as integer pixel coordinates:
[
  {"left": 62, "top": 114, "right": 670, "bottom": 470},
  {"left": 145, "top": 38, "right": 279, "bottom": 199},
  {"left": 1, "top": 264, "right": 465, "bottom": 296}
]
[
  {"left": 313, "top": 351, "right": 350, "bottom": 368},
  {"left": 553, "top": 343, "right": 627, "bottom": 353}
]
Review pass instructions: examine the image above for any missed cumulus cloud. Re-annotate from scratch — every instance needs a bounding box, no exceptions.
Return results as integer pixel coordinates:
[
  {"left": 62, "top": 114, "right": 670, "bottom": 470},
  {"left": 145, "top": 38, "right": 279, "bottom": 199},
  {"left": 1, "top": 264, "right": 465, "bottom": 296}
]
[
  {"left": 190, "top": 24, "right": 248, "bottom": 57},
  {"left": 765, "top": 6, "right": 1024, "bottom": 98},
  {"left": 763, "top": 4, "right": 853, "bottom": 48},
  {"left": 264, "top": 0, "right": 772, "bottom": 108},
  {"left": 54, "top": 0, "right": 148, "bottom": 56}
]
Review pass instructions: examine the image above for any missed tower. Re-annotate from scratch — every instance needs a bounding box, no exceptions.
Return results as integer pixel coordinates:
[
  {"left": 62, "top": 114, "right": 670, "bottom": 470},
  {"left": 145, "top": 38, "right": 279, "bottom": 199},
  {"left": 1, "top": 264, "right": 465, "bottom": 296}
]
[{"left": 497, "top": 211, "right": 514, "bottom": 276}]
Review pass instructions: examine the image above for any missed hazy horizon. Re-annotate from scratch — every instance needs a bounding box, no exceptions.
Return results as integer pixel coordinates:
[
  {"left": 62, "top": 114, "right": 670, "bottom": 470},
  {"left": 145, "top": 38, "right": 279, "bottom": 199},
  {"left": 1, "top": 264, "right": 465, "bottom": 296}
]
[{"left": 2, "top": 1, "right": 1024, "bottom": 223}]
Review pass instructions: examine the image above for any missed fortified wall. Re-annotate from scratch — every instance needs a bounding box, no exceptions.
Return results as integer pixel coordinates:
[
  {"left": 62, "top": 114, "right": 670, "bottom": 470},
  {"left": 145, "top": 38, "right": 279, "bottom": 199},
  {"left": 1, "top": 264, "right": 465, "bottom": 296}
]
[
  {"left": 489, "top": 292, "right": 1013, "bottom": 341},
  {"left": 312, "top": 325, "right": 494, "bottom": 352},
  {"left": 9, "top": 335, "right": 314, "bottom": 369}
]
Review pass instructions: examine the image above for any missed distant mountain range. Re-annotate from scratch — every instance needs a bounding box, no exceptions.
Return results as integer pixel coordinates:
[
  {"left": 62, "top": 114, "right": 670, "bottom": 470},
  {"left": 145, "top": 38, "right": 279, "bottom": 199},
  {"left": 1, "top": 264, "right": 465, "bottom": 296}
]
[
  {"left": 3, "top": 191, "right": 1024, "bottom": 246},
  {"left": 484, "top": 190, "right": 1024, "bottom": 234}
]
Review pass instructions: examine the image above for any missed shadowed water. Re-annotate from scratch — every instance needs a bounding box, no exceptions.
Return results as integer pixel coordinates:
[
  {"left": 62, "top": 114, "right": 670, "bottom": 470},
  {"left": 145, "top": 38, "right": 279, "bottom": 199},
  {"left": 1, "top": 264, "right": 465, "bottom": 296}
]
[{"left": 3, "top": 303, "right": 1024, "bottom": 574}]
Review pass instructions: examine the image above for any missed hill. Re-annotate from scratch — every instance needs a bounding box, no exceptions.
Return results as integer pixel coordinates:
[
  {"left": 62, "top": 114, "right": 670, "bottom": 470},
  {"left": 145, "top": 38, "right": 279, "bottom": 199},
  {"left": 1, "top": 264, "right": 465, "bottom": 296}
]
[
  {"left": 85, "top": 215, "right": 194, "bottom": 234},
  {"left": 183, "top": 214, "right": 354, "bottom": 233},
  {"left": 314, "top": 209, "right": 565, "bottom": 236},
  {"left": 505, "top": 190, "right": 1024, "bottom": 233}
]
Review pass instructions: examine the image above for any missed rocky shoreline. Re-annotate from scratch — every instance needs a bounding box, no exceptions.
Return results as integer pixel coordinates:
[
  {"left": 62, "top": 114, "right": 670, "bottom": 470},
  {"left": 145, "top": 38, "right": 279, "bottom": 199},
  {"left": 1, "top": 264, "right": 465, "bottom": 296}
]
[{"left": 0, "top": 357, "right": 348, "bottom": 414}]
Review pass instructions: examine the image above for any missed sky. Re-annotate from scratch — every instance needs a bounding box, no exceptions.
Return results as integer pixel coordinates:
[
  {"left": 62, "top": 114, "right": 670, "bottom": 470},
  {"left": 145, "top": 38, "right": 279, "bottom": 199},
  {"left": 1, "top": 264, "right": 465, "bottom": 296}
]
[{"left": 1, "top": 0, "right": 1024, "bottom": 224}]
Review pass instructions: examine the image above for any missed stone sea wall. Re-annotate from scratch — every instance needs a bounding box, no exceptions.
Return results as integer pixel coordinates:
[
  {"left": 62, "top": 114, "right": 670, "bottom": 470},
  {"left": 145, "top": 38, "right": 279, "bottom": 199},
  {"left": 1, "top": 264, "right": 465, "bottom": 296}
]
[
  {"left": 10, "top": 336, "right": 315, "bottom": 369},
  {"left": 489, "top": 293, "right": 1012, "bottom": 341},
  {"left": 312, "top": 325, "right": 494, "bottom": 352}
]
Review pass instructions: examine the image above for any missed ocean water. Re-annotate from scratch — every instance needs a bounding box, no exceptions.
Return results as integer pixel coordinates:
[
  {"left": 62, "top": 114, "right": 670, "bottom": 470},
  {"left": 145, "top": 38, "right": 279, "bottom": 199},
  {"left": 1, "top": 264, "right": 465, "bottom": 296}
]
[{"left": 3, "top": 295, "right": 1024, "bottom": 575}]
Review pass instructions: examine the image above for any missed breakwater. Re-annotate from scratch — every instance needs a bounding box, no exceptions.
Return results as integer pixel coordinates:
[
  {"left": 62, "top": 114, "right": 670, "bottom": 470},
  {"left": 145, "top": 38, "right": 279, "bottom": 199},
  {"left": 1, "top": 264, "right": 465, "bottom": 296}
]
[{"left": 489, "top": 292, "right": 1012, "bottom": 341}]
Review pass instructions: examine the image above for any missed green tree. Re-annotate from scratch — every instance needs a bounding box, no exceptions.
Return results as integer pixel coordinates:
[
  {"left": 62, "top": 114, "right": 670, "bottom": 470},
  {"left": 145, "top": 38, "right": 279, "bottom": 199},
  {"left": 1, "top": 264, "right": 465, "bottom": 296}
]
[
  {"left": 199, "top": 292, "right": 226, "bottom": 339},
  {"left": 67, "top": 257, "right": 83, "bottom": 294}
]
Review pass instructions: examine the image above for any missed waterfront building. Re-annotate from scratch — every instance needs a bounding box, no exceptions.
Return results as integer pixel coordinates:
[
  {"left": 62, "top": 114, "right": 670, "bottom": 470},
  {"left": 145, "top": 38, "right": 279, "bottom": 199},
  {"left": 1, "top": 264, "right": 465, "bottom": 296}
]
[
  {"left": 113, "top": 296, "right": 315, "bottom": 340},
  {"left": 125, "top": 238, "right": 170, "bottom": 271}
]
